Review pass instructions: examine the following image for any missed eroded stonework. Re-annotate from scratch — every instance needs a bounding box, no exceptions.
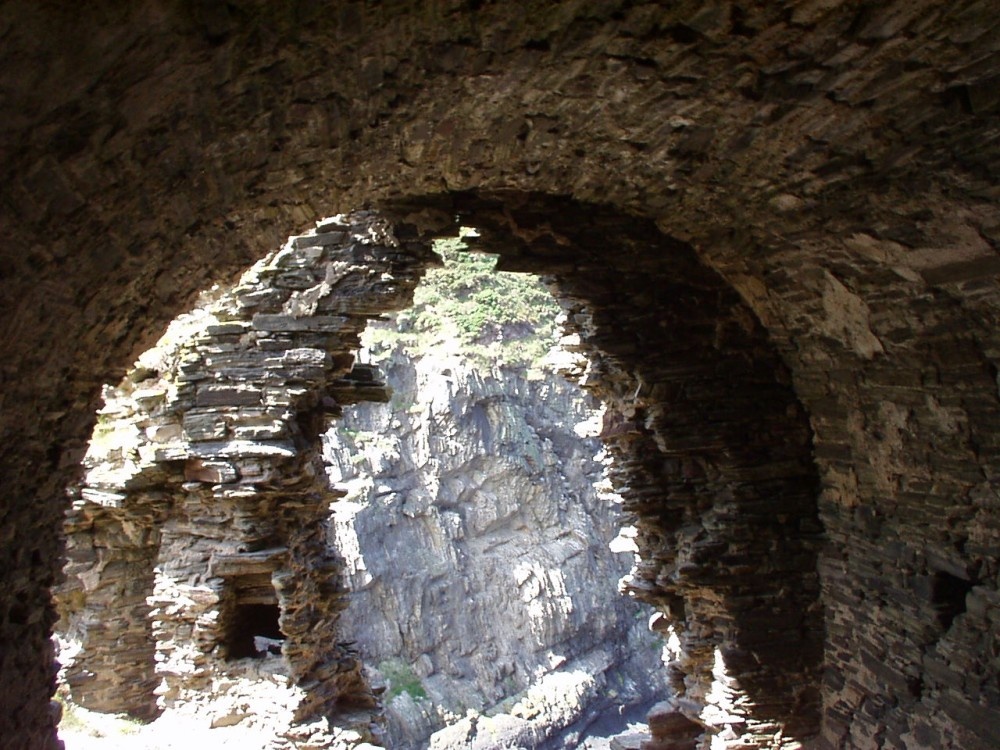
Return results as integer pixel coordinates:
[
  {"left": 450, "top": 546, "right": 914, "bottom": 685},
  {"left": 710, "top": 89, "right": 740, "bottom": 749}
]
[
  {"left": 2, "top": 2, "right": 1000, "bottom": 748},
  {"left": 59, "top": 212, "right": 435, "bottom": 745}
]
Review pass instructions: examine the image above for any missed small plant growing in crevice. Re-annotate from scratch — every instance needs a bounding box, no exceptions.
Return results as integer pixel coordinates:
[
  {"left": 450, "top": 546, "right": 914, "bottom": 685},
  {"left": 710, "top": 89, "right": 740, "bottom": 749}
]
[
  {"left": 363, "top": 234, "right": 562, "bottom": 371},
  {"left": 380, "top": 658, "right": 428, "bottom": 701}
]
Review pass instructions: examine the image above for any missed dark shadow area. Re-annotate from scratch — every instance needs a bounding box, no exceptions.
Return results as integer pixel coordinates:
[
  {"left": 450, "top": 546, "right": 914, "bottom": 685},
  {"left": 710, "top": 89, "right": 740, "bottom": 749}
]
[
  {"left": 224, "top": 603, "right": 285, "bottom": 660},
  {"left": 931, "top": 571, "right": 973, "bottom": 631}
]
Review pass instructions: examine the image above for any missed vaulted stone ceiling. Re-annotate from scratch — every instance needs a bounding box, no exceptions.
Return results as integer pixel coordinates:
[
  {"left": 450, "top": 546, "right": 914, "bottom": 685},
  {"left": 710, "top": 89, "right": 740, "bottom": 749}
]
[{"left": 1, "top": 1, "right": 998, "bottom": 748}]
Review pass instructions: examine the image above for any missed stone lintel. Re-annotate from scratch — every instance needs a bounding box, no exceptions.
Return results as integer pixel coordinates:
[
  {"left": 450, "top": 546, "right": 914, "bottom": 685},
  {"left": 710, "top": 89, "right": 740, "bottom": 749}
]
[{"left": 210, "top": 547, "right": 289, "bottom": 577}]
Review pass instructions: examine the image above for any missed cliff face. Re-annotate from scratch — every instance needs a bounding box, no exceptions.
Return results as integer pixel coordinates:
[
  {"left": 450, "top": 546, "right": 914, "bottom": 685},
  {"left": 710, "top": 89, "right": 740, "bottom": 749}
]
[{"left": 324, "top": 342, "right": 668, "bottom": 747}]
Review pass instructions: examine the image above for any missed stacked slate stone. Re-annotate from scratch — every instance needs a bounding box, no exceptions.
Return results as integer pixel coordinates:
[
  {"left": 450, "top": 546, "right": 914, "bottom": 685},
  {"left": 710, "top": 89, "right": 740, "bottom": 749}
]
[
  {"left": 554, "top": 251, "right": 824, "bottom": 750},
  {"left": 61, "top": 491, "right": 169, "bottom": 721},
  {"left": 58, "top": 211, "right": 436, "bottom": 744}
]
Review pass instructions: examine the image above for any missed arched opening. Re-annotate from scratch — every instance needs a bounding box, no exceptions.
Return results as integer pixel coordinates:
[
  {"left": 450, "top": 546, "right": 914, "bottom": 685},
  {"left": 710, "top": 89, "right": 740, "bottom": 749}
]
[
  {"left": 324, "top": 233, "right": 668, "bottom": 746},
  {"left": 930, "top": 570, "right": 973, "bottom": 632},
  {"left": 382, "top": 191, "right": 826, "bottom": 746},
  {"left": 56, "top": 193, "right": 824, "bottom": 748},
  {"left": 4, "top": 4, "right": 1000, "bottom": 749}
]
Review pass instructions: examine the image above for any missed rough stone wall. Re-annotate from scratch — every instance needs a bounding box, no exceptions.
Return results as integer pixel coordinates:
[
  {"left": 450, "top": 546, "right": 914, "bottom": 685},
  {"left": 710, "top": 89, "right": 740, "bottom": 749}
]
[
  {"left": 60, "top": 499, "right": 166, "bottom": 720},
  {"left": 58, "top": 212, "right": 436, "bottom": 745},
  {"left": 1, "top": 2, "right": 999, "bottom": 748},
  {"left": 324, "top": 345, "right": 668, "bottom": 747}
]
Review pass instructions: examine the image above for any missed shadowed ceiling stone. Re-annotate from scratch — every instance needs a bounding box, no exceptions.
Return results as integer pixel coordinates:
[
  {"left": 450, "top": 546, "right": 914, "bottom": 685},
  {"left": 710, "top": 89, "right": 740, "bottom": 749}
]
[{"left": 1, "top": 2, "right": 999, "bottom": 748}]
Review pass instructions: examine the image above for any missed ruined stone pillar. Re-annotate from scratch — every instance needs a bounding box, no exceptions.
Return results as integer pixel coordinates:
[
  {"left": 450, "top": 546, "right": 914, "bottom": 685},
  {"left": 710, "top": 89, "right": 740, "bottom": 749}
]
[
  {"left": 59, "top": 212, "right": 436, "bottom": 743},
  {"left": 59, "top": 496, "right": 164, "bottom": 719}
]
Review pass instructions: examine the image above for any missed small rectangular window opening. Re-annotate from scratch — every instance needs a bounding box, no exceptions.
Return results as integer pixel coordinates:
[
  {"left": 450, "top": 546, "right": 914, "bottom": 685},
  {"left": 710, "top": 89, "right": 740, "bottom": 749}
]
[{"left": 224, "top": 602, "right": 285, "bottom": 660}]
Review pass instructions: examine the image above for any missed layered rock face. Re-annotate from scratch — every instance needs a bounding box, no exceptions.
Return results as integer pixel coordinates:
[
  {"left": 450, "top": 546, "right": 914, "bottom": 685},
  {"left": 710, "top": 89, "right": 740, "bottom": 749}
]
[
  {"left": 2, "top": 2, "right": 1000, "bottom": 749},
  {"left": 324, "top": 345, "right": 667, "bottom": 747}
]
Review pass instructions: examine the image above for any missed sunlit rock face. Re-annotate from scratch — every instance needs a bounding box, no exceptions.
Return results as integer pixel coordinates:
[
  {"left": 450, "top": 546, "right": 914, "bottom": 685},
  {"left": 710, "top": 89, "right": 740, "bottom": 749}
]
[
  {"left": 324, "top": 344, "right": 668, "bottom": 747},
  {"left": 2, "top": 2, "right": 1000, "bottom": 748}
]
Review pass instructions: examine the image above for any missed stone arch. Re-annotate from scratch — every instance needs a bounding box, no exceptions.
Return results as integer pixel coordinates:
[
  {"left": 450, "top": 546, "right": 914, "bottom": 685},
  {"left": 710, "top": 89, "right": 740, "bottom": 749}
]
[
  {"left": 60, "top": 195, "right": 824, "bottom": 747},
  {"left": 385, "top": 191, "right": 825, "bottom": 745},
  {"left": 1, "top": 2, "right": 999, "bottom": 748}
]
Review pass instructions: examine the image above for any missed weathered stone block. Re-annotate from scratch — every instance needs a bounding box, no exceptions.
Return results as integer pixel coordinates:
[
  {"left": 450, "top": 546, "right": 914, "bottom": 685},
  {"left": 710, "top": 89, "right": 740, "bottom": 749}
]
[
  {"left": 184, "top": 459, "right": 238, "bottom": 484},
  {"left": 195, "top": 385, "right": 263, "bottom": 407},
  {"left": 183, "top": 412, "right": 228, "bottom": 441},
  {"left": 145, "top": 423, "right": 182, "bottom": 443},
  {"left": 186, "top": 439, "right": 297, "bottom": 459},
  {"left": 237, "top": 288, "right": 287, "bottom": 310},
  {"left": 205, "top": 322, "right": 249, "bottom": 336},
  {"left": 292, "top": 231, "right": 347, "bottom": 248},
  {"left": 232, "top": 421, "right": 286, "bottom": 440},
  {"left": 274, "top": 270, "right": 320, "bottom": 289},
  {"left": 132, "top": 388, "right": 167, "bottom": 409},
  {"left": 209, "top": 548, "right": 287, "bottom": 577},
  {"left": 647, "top": 703, "right": 702, "bottom": 737},
  {"left": 611, "top": 733, "right": 648, "bottom": 750},
  {"left": 251, "top": 314, "right": 347, "bottom": 332}
]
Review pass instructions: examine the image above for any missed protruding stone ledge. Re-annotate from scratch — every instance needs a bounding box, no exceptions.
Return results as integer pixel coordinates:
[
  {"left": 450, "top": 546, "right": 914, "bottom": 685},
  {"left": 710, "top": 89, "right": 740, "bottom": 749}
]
[
  {"left": 210, "top": 548, "right": 289, "bottom": 578},
  {"left": 140, "top": 439, "right": 298, "bottom": 464}
]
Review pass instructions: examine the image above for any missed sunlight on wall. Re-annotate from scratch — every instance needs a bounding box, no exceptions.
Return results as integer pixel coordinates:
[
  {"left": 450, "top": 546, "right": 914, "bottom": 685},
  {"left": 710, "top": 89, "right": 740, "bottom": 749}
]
[
  {"left": 514, "top": 561, "right": 573, "bottom": 642},
  {"left": 327, "top": 500, "right": 372, "bottom": 587},
  {"left": 704, "top": 647, "right": 749, "bottom": 749}
]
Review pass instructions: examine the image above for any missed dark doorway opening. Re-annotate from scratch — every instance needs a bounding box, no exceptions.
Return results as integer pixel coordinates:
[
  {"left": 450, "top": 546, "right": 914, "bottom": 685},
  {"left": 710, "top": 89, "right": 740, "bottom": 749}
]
[
  {"left": 931, "top": 571, "right": 973, "bottom": 630},
  {"left": 224, "top": 602, "right": 285, "bottom": 660}
]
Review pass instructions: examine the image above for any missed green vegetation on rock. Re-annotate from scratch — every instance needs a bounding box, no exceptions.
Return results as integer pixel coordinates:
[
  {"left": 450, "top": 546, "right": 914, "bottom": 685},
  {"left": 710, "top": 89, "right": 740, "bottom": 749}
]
[
  {"left": 380, "top": 658, "right": 428, "bottom": 701},
  {"left": 364, "top": 235, "right": 562, "bottom": 370}
]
